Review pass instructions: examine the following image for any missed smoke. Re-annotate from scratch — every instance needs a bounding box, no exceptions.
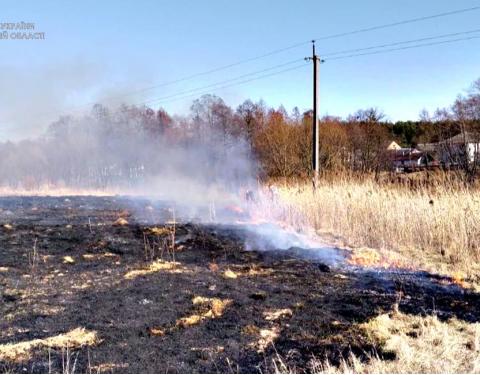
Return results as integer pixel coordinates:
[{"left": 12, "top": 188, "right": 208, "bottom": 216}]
[
  {"left": 0, "top": 61, "right": 104, "bottom": 140},
  {"left": 240, "top": 222, "right": 343, "bottom": 264},
  {"left": 0, "top": 60, "right": 158, "bottom": 141},
  {"left": 0, "top": 96, "right": 342, "bottom": 265},
  {"left": 0, "top": 98, "right": 256, "bottom": 219},
  {"left": 237, "top": 189, "right": 345, "bottom": 266}
]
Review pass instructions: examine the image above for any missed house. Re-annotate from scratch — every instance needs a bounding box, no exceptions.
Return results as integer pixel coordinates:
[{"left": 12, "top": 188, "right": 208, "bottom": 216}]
[
  {"left": 387, "top": 142, "right": 435, "bottom": 172},
  {"left": 418, "top": 132, "right": 480, "bottom": 167},
  {"left": 440, "top": 132, "right": 480, "bottom": 166}
]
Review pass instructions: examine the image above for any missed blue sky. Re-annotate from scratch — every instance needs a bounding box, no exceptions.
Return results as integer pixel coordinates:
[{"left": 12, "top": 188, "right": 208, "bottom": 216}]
[{"left": 1, "top": 0, "right": 479, "bottom": 140}]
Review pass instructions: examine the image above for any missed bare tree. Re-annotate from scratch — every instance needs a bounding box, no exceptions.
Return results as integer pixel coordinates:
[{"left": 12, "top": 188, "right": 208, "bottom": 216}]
[{"left": 347, "top": 108, "right": 389, "bottom": 174}]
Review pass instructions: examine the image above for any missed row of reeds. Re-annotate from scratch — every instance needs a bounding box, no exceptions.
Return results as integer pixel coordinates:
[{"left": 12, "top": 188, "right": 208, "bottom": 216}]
[{"left": 265, "top": 173, "right": 480, "bottom": 278}]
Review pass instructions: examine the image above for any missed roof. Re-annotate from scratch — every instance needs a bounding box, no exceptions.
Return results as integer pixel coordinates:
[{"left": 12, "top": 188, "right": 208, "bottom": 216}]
[
  {"left": 445, "top": 132, "right": 480, "bottom": 144},
  {"left": 387, "top": 141, "right": 401, "bottom": 150},
  {"left": 417, "top": 143, "right": 437, "bottom": 152},
  {"left": 393, "top": 154, "right": 424, "bottom": 162},
  {"left": 393, "top": 154, "right": 423, "bottom": 161},
  {"left": 388, "top": 148, "right": 424, "bottom": 162}
]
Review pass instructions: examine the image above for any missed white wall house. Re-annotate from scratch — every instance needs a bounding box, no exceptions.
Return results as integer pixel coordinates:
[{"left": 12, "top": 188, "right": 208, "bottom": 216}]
[{"left": 439, "top": 132, "right": 480, "bottom": 165}]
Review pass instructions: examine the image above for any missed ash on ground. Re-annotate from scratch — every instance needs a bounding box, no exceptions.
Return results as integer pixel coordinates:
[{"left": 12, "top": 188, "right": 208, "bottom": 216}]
[{"left": 1, "top": 196, "right": 479, "bottom": 373}]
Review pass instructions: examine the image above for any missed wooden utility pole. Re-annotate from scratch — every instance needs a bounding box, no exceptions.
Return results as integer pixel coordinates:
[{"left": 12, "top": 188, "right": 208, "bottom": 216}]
[{"left": 306, "top": 40, "right": 323, "bottom": 187}]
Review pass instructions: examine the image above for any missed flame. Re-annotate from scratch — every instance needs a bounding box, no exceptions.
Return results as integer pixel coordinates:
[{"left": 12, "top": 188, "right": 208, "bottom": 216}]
[
  {"left": 347, "top": 248, "right": 382, "bottom": 267},
  {"left": 347, "top": 247, "right": 415, "bottom": 270},
  {"left": 451, "top": 271, "right": 469, "bottom": 288},
  {"left": 225, "top": 204, "right": 244, "bottom": 214}
]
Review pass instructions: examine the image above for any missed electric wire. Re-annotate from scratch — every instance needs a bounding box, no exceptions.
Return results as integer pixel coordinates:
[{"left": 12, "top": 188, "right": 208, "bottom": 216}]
[
  {"left": 3, "top": 5, "right": 480, "bottom": 125},
  {"left": 38, "top": 5, "right": 480, "bottom": 112}
]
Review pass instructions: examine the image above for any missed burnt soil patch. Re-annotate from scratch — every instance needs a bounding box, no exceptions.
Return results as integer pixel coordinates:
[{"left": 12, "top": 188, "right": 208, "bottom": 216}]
[{"left": 0, "top": 196, "right": 479, "bottom": 373}]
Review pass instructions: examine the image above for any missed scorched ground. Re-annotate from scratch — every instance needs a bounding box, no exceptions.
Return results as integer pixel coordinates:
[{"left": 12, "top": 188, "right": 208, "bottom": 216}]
[{"left": 0, "top": 196, "right": 479, "bottom": 373}]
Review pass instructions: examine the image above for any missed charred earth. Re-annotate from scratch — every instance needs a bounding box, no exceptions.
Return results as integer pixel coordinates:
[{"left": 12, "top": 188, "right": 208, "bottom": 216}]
[{"left": 0, "top": 196, "right": 479, "bottom": 373}]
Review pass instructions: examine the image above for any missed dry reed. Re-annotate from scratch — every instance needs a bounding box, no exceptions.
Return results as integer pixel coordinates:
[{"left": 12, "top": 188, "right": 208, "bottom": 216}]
[{"left": 266, "top": 177, "right": 480, "bottom": 280}]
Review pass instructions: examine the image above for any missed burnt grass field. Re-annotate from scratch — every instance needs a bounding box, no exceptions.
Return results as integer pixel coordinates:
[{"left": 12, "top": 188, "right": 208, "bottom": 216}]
[{"left": 1, "top": 196, "right": 479, "bottom": 373}]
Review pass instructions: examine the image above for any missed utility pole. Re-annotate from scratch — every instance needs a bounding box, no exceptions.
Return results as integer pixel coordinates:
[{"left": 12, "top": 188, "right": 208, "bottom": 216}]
[{"left": 306, "top": 40, "right": 324, "bottom": 188}]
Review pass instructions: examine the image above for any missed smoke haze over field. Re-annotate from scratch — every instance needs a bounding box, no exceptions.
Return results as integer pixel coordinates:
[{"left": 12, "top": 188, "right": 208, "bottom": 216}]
[
  {"left": 0, "top": 95, "right": 341, "bottom": 259},
  {"left": 0, "top": 61, "right": 158, "bottom": 141},
  {"left": 0, "top": 97, "right": 258, "bottom": 220},
  {"left": 0, "top": 61, "right": 101, "bottom": 140}
]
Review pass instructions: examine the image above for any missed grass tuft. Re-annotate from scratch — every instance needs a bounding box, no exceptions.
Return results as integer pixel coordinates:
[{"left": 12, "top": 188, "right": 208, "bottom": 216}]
[
  {"left": 310, "top": 312, "right": 480, "bottom": 374},
  {"left": 0, "top": 328, "right": 99, "bottom": 362}
]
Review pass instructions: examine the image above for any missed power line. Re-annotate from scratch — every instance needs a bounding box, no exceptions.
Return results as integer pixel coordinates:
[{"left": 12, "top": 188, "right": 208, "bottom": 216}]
[
  {"left": 320, "top": 28, "right": 480, "bottom": 57},
  {"left": 40, "top": 33, "right": 480, "bottom": 122},
  {"left": 101, "top": 5, "right": 480, "bottom": 102},
  {"left": 3, "top": 5, "right": 479, "bottom": 127},
  {"left": 86, "top": 63, "right": 310, "bottom": 119},
  {"left": 313, "top": 6, "right": 480, "bottom": 42},
  {"left": 86, "top": 29, "right": 480, "bottom": 114},
  {"left": 112, "top": 34, "right": 480, "bottom": 112},
  {"left": 325, "top": 35, "right": 480, "bottom": 61},
  {"left": 39, "top": 5, "right": 480, "bottom": 113},
  {"left": 130, "top": 32, "right": 480, "bottom": 109},
  {"left": 83, "top": 43, "right": 310, "bottom": 106},
  {"left": 59, "top": 59, "right": 306, "bottom": 118},
  {"left": 141, "top": 63, "right": 310, "bottom": 107}
]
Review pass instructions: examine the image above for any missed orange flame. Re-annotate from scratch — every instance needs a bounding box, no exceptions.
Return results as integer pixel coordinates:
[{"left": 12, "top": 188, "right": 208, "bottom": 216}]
[
  {"left": 451, "top": 271, "right": 469, "bottom": 288},
  {"left": 347, "top": 248, "right": 382, "bottom": 267},
  {"left": 347, "top": 248, "right": 415, "bottom": 270},
  {"left": 225, "top": 205, "right": 245, "bottom": 214}
]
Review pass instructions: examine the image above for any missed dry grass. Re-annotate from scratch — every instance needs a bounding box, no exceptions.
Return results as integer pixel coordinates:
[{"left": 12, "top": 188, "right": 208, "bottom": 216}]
[
  {"left": 263, "top": 308, "right": 293, "bottom": 321},
  {"left": 309, "top": 312, "right": 480, "bottom": 374},
  {"left": 62, "top": 256, "right": 75, "bottom": 264},
  {"left": 174, "top": 296, "right": 232, "bottom": 328},
  {"left": 144, "top": 296, "right": 232, "bottom": 333},
  {"left": 265, "top": 178, "right": 480, "bottom": 281},
  {"left": 124, "top": 260, "right": 186, "bottom": 279},
  {"left": 223, "top": 269, "right": 238, "bottom": 279},
  {"left": 113, "top": 217, "right": 129, "bottom": 226},
  {"left": 147, "top": 226, "right": 172, "bottom": 236},
  {"left": 219, "top": 266, "right": 273, "bottom": 279},
  {"left": 0, "top": 328, "right": 99, "bottom": 362}
]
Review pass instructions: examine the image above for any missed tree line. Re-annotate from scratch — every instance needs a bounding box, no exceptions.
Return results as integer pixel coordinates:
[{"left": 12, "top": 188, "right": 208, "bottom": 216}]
[{"left": 0, "top": 78, "right": 479, "bottom": 189}]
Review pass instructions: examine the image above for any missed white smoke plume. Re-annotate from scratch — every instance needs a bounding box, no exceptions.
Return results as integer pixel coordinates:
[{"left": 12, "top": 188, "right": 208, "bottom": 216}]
[
  {"left": 0, "top": 97, "right": 256, "bottom": 219},
  {"left": 0, "top": 95, "right": 342, "bottom": 265}
]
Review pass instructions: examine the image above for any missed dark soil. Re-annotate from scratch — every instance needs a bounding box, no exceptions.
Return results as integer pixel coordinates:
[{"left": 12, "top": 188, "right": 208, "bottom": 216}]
[{"left": 0, "top": 196, "right": 479, "bottom": 373}]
